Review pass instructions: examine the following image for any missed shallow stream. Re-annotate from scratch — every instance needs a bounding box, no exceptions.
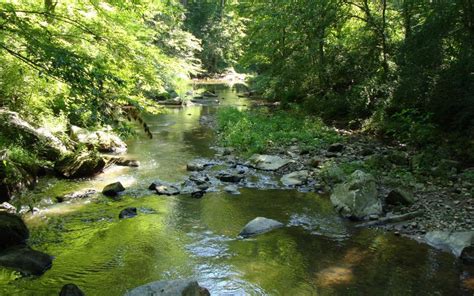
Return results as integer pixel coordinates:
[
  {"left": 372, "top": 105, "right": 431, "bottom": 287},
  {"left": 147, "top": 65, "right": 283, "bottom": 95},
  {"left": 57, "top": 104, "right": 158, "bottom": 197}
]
[{"left": 0, "top": 84, "right": 464, "bottom": 295}]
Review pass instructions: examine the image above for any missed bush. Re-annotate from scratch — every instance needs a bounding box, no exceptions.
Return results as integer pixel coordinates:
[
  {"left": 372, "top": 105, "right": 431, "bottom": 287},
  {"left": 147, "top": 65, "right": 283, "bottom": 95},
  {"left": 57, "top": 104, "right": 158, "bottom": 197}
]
[{"left": 216, "top": 107, "right": 342, "bottom": 156}]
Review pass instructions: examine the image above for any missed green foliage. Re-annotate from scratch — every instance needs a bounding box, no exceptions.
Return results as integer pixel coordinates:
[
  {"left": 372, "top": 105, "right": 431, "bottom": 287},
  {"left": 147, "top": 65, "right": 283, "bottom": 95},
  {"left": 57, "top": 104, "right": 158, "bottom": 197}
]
[
  {"left": 216, "top": 107, "right": 342, "bottom": 156},
  {"left": 236, "top": 0, "right": 473, "bottom": 161},
  {"left": 0, "top": 0, "right": 200, "bottom": 129},
  {"left": 184, "top": 1, "right": 244, "bottom": 73}
]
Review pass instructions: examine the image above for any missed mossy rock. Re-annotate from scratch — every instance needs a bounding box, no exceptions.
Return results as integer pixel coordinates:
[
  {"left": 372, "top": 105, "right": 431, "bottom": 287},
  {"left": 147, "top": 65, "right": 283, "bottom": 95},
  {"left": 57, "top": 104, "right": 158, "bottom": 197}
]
[{"left": 54, "top": 151, "right": 105, "bottom": 178}]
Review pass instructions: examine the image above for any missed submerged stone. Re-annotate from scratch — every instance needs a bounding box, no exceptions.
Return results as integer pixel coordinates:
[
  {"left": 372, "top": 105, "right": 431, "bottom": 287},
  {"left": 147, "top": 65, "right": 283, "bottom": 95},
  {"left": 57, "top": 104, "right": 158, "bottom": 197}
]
[
  {"left": 239, "top": 217, "right": 284, "bottom": 238},
  {"left": 59, "top": 284, "right": 85, "bottom": 296},
  {"left": 0, "top": 212, "right": 29, "bottom": 249},
  {"left": 124, "top": 278, "right": 209, "bottom": 296},
  {"left": 119, "top": 207, "right": 137, "bottom": 219},
  {"left": 0, "top": 247, "right": 52, "bottom": 276}
]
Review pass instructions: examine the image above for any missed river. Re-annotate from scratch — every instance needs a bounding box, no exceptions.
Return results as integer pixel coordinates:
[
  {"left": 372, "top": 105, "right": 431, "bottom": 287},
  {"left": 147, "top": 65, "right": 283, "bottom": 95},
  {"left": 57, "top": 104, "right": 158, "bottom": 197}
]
[{"left": 0, "top": 84, "right": 464, "bottom": 295}]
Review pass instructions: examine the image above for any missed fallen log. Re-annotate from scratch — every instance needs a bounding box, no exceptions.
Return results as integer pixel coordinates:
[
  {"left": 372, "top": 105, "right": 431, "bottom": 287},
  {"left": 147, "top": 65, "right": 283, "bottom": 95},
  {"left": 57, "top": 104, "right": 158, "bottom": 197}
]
[{"left": 355, "top": 210, "right": 424, "bottom": 228}]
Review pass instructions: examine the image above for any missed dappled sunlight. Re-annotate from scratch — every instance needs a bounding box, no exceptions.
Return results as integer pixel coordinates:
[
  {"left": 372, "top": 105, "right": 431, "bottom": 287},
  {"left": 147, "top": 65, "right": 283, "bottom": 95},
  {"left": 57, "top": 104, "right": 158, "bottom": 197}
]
[
  {"left": 342, "top": 247, "right": 369, "bottom": 265},
  {"left": 316, "top": 266, "right": 354, "bottom": 287}
]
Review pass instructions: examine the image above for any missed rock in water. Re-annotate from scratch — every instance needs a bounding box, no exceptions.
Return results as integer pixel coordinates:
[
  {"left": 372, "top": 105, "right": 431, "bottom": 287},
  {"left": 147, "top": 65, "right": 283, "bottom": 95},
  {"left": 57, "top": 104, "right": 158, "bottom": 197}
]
[
  {"left": 239, "top": 217, "right": 284, "bottom": 238},
  {"left": 224, "top": 185, "right": 240, "bottom": 195},
  {"left": 386, "top": 188, "right": 415, "bottom": 206},
  {"left": 216, "top": 170, "right": 244, "bottom": 183},
  {"left": 124, "top": 278, "right": 209, "bottom": 296},
  {"left": 59, "top": 284, "right": 85, "bottom": 296},
  {"left": 186, "top": 159, "right": 213, "bottom": 171},
  {"left": 56, "top": 189, "right": 97, "bottom": 203},
  {"left": 155, "top": 185, "right": 180, "bottom": 196},
  {"left": 0, "top": 247, "right": 52, "bottom": 275},
  {"left": 248, "top": 154, "right": 291, "bottom": 171},
  {"left": 330, "top": 170, "right": 381, "bottom": 220},
  {"left": 0, "top": 212, "right": 29, "bottom": 249},
  {"left": 280, "top": 170, "right": 309, "bottom": 186},
  {"left": 55, "top": 151, "right": 106, "bottom": 178},
  {"left": 425, "top": 231, "right": 474, "bottom": 257},
  {"left": 119, "top": 207, "right": 137, "bottom": 219},
  {"left": 102, "top": 182, "right": 125, "bottom": 197}
]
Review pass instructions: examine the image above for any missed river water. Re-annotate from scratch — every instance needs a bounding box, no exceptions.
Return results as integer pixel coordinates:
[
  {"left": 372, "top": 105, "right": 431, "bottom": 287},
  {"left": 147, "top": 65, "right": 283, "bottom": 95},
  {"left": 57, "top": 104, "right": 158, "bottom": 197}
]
[{"left": 0, "top": 84, "right": 465, "bottom": 295}]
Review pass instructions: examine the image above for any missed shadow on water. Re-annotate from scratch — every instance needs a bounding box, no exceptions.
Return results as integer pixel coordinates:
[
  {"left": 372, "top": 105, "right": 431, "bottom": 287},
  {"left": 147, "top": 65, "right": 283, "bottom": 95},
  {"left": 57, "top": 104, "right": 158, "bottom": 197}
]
[{"left": 0, "top": 83, "right": 465, "bottom": 295}]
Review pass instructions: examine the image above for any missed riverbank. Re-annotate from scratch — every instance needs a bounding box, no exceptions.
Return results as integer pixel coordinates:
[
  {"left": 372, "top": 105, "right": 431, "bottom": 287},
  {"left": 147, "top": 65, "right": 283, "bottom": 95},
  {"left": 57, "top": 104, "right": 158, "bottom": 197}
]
[{"left": 210, "top": 107, "right": 474, "bottom": 238}]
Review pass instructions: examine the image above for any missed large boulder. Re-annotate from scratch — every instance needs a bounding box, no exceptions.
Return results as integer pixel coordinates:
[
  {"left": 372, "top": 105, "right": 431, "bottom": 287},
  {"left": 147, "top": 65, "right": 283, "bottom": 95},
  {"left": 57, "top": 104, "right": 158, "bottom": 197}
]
[
  {"left": 239, "top": 217, "right": 284, "bottom": 238},
  {"left": 55, "top": 151, "right": 106, "bottom": 178},
  {"left": 0, "top": 109, "right": 68, "bottom": 160},
  {"left": 102, "top": 182, "right": 125, "bottom": 197},
  {"left": 0, "top": 212, "right": 29, "bottom": 249},
  {"left": 330, "top": 170, "right": 381, "bottom": 220},
  {"left": 248, "top": 154, "right": 291, "bottom": 171},
  {"left": 425, "top": 231, "right": 474, "bottom": 257},
  {"left": 70, "top": 125, "right": 127, "bottom": 154},
  {"left": 280, "top": 170, "right": 309, "bottom": 186},
  {"left": 0, "top": 247, "right": 52, "bottom": 275},
  {"left": 124, "top": 278, "right": 209, "bottom": 296}
]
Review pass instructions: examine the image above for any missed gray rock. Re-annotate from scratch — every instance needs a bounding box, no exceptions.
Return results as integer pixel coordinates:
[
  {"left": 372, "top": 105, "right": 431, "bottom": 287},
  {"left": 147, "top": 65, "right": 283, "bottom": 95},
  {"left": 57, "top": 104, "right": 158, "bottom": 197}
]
[
  {"left": 280, "top": 170, "right": 309, "bottom": 186},
  {"left": 124, "top": 278, "right": 209, "bottom": 296},
  {"left": 119, "top": 207, "right": 137, "bottom": 219},
  {"left": 186, "top": 159, "right": 213, "bottom": 171},
  {"left": 0, "top": 212, "right": 29, "bottom": 249},
  {"left": 59, "top": 284, "right": 85, "bottom": 296},
  {"left": 102, "top": 182, "right": 125, "bottom": 197},
  {"left": 425, "top": 231, "right": 474, "bottom": 257},
  {"left": 105, "top": 156, "right": 140, "bottom": 167},
  {"left": 386, "top": 188, "right": 415, "bottom": 206},
  {"left": 330, "top": 170, "right": 382, "bottom": 220},
  {"left": 155, "top": 184, "right": 180, "bottom": 196},
  {"left": 0, "top": 247, "right": 52, "bottom": 275},
  {"left": 248, "top": 154, "right": 291, "bottom": 171},
  {"left": 328, "top": 143, "right": 344, "bottom": 153},
  {"left": 216, "top": 170, "right": 244, "bottom": 183},
  {"left": 224, "top": 185, "right": 240, "bottom": 195},
  {"left": 239, "top": 217, "right": 284, "bottom": 238}
]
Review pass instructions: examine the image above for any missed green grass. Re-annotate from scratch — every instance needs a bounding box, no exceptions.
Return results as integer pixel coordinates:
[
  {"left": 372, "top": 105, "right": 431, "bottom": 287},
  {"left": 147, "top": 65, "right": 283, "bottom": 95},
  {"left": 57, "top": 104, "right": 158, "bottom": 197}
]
[{"left": 216, "top": 107, "right": 342, "bottom": 156}]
